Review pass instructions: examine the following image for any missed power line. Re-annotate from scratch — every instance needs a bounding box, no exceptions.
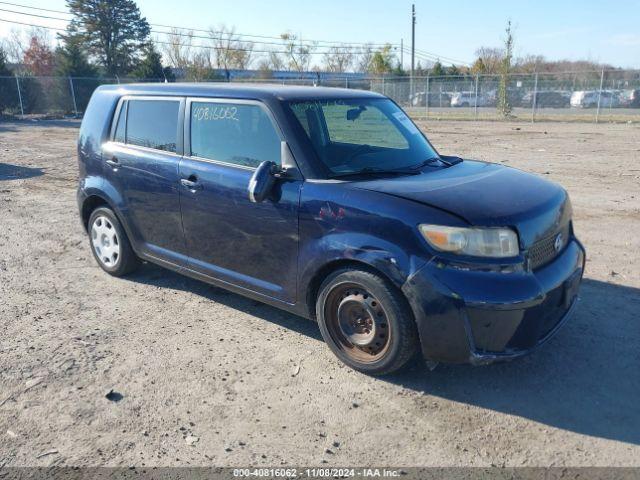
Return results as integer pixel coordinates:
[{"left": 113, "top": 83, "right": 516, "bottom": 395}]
[
  {"left": 0, "top": 0, "right": 400, "bottom": 48},
  {"left": 0, "top": 17, "right": 385, "bottom": 56},
  {"left": 0, "top": 7, "right": 383, "bottom": 52},
  {"left": 403, "top": 46, "right": 471, "bottom": 66},
  {"left": 0, "top": 1, "right": 471, "bottom": 65}
]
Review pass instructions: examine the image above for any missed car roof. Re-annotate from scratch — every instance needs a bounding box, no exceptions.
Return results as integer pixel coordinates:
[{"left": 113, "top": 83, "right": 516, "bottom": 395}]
[{"left": 97, "top": 82, "right": 385, "bottom": 101}]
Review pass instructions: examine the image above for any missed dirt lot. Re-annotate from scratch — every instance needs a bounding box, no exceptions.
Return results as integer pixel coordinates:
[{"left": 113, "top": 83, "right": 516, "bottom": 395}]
[{"left": 1, "top": 119, "right": 639, "bottom": 468}]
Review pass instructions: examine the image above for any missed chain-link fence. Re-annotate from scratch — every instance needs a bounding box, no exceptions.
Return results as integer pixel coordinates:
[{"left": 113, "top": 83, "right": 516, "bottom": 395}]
[
  {"left": 374, "top": 70, "right": 640, "bottom": 123},
  {"left": 1, "top": 70, "right": 639, "bottom": 123}
]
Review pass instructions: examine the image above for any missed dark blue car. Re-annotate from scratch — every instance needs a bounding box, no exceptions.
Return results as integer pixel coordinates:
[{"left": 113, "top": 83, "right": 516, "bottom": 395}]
[{"left": 77, "top": 84, "right": 585, "bottom": 375}]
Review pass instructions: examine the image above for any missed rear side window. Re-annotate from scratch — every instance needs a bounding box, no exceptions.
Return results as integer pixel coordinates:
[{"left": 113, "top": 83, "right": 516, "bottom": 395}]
[
  {"left": 190, "top": 102, "right": 281, "bottom": 168},
  {"left": 126, "top": 99, "right": 180, "bottom": 153}
]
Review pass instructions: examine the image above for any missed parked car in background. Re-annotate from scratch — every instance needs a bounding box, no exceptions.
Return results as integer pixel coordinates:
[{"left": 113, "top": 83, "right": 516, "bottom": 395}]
[
  {"left": 450, "top": 92, "right": 492, "bottom": 107},
  {"left": 77, "top": 83, "right": 585, "bottom": 375},
  {"left": 570, "top": 90, "right": 619, "bottom": 108},
  {"left": 521, "top": 91, "right": 570, "bottom": 108},
  {"left": 618, "top": 89, "right": 640, "bottom": 108},
  {"left": 410, "top": 91, "right": 452, "bottom": 108}
]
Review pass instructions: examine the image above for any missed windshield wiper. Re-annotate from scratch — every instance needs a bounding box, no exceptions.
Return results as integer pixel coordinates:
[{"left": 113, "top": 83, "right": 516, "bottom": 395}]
[
  {"left": 328, "top": 167, "right": 418, "bottom": 179},
  {"left": 409, "top": 157, "right": 443, "bottom": 170}
]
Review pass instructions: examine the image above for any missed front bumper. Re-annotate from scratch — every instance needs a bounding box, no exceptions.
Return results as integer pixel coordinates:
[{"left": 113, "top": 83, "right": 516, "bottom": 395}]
[{"left": 402, "top": 238, "right": 586, "bottom": 364}]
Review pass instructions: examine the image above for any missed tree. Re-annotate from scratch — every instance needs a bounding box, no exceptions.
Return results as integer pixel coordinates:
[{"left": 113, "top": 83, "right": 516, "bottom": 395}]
[
  {"left": 131, "top": 43, "right": 173, "bottom": 80},
  {"left": 472, "top": 47, "right": 503, "bottom": 74},
  {"left": 448, "top": 64, "right": 461, "bottom": 76},
  {"left": 356, "top": 44, "right": 374, "bottom": 73},
  {"left": 430, "top": 60, "right": 445, "bottom": 77},
  {"left": 281, "top": 33, "right": 316, "bottom": 72},
  {"left": 186, "top": 50, "right": 218, "bottom": 82},
  {"left": 369, "top": 44, "right": 395, "bottom": 75},
  {"left": 0, "top": 47, "right": 10, "bottom": 76},
  {"left": 23, "top": 32, "right": 55, "bottom": 76},
  {"left": 497, "top": 20, "right": 514, "bottom": 117},
  {"left": 257, "top": 50, "right": 285, "bottom": 74},
  {"left": 62, "top": 0, "right": 151, "bottom": 76},
  {"left": 0, "top": 46, "right": 18, "bottom": 114},
  {"left": 55, "top": 37, "right": 97, "bottom": 77},
  {"left": 2, "top": 28, "right": 26, "bottom": 70},
  {"left": 322, "top": 46, "right": 354, "bottom": 73},
  {"left": 209, "top": 25, "right": 253, "bottom": 74},
  {"left": 161, "top": 29, "right": 194, "bottom": 71}
]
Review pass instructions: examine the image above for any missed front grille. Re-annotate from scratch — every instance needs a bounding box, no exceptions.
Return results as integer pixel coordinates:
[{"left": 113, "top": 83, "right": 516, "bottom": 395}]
[{"left": 528, "top": 223, "right": 571, "bottom": 270}]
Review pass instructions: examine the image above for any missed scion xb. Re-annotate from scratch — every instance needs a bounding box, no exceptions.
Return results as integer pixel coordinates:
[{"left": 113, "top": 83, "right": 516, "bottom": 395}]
[{"left": 77, "top": 84, "right": 585, "bottom": 375}]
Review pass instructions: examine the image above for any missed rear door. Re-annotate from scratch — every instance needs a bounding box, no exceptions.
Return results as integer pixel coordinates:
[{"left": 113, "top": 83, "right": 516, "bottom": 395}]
[
  {"left": 102, "top": 96, "right": 187, "bottom": 266},
  {"left": 178, "top": 98, "right": 301, "bottom": 303}
]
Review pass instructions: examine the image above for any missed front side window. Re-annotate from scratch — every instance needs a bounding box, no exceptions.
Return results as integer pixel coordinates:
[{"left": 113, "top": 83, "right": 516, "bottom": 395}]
[
  {"left": 288, "top": 98, "right": 439, "bottom": 177},
  {"left": 190, "top": 102, "right": 281, "bottom": 168},
  {"left": 126, "top": 99, "right": 179, "bottom": 153}
]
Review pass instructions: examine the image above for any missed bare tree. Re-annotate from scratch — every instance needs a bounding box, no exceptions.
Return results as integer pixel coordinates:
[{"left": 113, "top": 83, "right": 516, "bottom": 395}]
[
  {"left": 497, "top": 20, "right": 514, "bottom": 117},
  {"left": 161, "top": 28, "right": 194, "bottom": 70},
  {"left": 209, "top": 25, "right": 253, "bottom": 73},
  {"left": 355, "top": 43, "right": 374, "bottom": 73},
  {"left": 322, "top": 45, "right": 354, "bottom": 73},
  {"left": 256, "top": 50, "right": 285, "bottom": 74},
  {"left": 280, "top": 33, "right": 316, "bottom": 72},
  {"left": 187, "top": 49, "right": 215, "bottom": 81},
  {"left": 471, "top": 47, "right": 503, "bottom": 74},
  {"left": 2, "top": 28, "right": 27, "bottom": 72}
]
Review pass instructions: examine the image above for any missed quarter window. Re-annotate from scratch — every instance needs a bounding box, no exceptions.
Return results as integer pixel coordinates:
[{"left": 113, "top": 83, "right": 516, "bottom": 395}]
[
  {"left": 190, "top": 102, "right": 281, "bottom": 168},
  {"left": 126, "top": 99, "right": 179, "bottom": 153},
  {"left": 113, "top": 101, "right": 126, "bottom": 143}
]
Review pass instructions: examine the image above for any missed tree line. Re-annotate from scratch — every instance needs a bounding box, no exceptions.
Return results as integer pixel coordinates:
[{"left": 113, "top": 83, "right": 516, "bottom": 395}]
[{"left": 0, "top": 0, "right": 624, "bottom": 82}]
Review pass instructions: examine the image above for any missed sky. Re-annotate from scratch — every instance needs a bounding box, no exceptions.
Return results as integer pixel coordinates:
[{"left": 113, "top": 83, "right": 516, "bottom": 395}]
[{"left": 0, "top": 0, "right": 639, "bottom": 69}]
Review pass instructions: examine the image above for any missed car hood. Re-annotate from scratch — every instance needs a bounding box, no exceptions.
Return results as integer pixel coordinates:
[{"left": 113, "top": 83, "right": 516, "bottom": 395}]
[{"left": 353, "top": 160, "right": 571, "bottom": 247}]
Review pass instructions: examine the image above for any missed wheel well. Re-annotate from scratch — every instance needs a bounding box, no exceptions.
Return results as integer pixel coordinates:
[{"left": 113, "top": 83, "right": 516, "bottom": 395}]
[
  {"left": 81, "top": 195, "right": 109, "bottom": 231},
  {"left": 305, "top": 259, "right": 401, "bottom": 320}
]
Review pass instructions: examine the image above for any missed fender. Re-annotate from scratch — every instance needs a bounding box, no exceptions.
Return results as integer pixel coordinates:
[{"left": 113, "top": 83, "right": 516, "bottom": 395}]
[
  {"left": 78, "top": 179, "right": 143, "bottom": 257},
  {"left": 296, "top": 231, "right": 429, "bottom": 318}
]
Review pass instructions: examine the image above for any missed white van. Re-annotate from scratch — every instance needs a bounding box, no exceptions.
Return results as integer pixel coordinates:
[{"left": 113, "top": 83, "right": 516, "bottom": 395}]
[{"left": 570, "top": 91, "right": 618, "bottom": 108}]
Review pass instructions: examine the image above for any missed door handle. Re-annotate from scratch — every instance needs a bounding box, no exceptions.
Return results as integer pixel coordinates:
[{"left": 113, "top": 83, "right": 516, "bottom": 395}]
[
  {"left": 180, "top": 176, "right": 202, "bottom": 190},
  {"left": 105, "top": 156, "right": 119, "bottom": 168}
]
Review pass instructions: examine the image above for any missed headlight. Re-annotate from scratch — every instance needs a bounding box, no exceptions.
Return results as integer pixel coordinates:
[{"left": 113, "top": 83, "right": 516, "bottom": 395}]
[{"left": 418, "top": 224, "right": 519, "bottom": 258}]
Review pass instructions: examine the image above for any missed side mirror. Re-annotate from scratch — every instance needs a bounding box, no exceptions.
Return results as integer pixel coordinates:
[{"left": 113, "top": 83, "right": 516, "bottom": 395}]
[
  {"left": 346, "top": 105, "right": 366, "bottom": 121},
  {"left": 248, "top": 160, "right": 277, "bottom": 203}
]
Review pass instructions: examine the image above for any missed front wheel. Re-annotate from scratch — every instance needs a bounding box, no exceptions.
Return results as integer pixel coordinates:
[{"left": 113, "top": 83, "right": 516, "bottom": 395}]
[{"left": 316, "top": 268, "right": 419, "bottom": 375}]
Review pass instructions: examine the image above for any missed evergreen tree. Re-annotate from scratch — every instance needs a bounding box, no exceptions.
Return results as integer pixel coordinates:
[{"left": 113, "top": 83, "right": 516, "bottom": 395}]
[
  {"left": 0, "top": 47, "right": 11, "bottom": 76},
  {"left": 0, "top": 47, "right": 17, "bottom": 114},
  {"left": 131, "top": 44, "right": 165, "bottom": 80},
  {"left": 55, "top": 38, "right": 97, "bottom": 77},
  {"left": 448, "top": 64, "right": 461, "bottom": 76},
  {"left": 61, "top": 0, "right": 150, "bottom": 76},
  {"left": 430, "top": 60, "right": 445, "bottom": 77}
]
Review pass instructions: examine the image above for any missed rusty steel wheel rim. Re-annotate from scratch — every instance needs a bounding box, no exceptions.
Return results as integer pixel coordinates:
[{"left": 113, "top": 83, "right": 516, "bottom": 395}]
[{"left": 324, "top": 282, "right": 391, "bottom": 363}]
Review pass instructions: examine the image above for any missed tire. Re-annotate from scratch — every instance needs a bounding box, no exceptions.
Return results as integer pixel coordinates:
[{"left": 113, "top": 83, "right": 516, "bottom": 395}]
[
  {"left": 88, "top": 206, "right": 140, "bottom": 277},
  {"left": 316, "top": 268, "right": 419, "bottom": 375}
]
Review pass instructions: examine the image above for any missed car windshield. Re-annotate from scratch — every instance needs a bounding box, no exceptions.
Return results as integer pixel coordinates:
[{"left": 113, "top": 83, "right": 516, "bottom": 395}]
[{"left": 287, "top": 98, "right": 440, "bottom": 177}]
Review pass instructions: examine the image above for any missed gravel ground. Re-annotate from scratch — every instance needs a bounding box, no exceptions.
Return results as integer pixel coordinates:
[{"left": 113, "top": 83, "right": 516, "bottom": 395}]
[{"left": 0, "top": 119, "right": 639, "bottom": 468}]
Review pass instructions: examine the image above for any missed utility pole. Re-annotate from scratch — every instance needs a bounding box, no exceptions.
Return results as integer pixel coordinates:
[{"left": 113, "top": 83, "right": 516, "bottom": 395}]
[
  {"left": 411, "top": 4, "right": 416, "bottom": 97},
  {"left": 411, "top": 5, "right": 416, "bottom": 75},
  {"left": 400, "top": 39, "right": 404, "bottom": 70}
]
